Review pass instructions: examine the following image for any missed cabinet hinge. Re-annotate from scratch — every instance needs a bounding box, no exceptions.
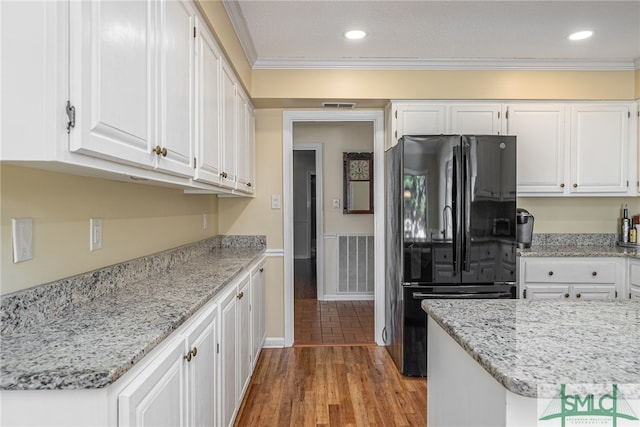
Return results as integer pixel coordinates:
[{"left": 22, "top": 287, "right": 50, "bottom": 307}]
[
  {"left": 505, "top": 108, "right": 509, "bottom": 120},
  {"left": 394, "top": 110, "right": 397, "bottom": 119},
  {"left": 523, "top": 288, "right": 527, "bottom": 299},
  {"left": 193, "top": 27, "right": 196, "bottom": 38},
  {"left": 216, "top": 343, "right": 219, "bottom": 354},
  {"left": 628, "top": 111, "right": 631, "bottom": 118},
  {"left": 66, "top": 101, "right": 76, "bottom": 133},
  {"left": 615, "top": 290, "right": 618, "bottom": 298},
  {"left": 627, "top": 180, "right": 629, "bottom": 187},
  {"left": 193, "top": 158, "right": 197, "bottom": 169},
  {"left": 497, "top": 111, "right": 500, "bottom": 119}
]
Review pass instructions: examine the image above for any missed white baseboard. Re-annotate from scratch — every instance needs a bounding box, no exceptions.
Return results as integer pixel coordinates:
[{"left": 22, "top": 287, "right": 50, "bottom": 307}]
[
  {"left": 320, "top": 294, "right": 375, "bottom": 301},
  {"left": 263, "top": 337, "right": 286, "bottom": 348}
]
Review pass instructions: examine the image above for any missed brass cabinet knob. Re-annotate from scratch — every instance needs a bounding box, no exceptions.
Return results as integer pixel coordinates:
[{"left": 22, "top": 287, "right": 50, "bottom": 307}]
[
  {"left": 237, "top": 291, "right": 244, "bottom": 299},
  {"left": 548, "top": 271, "right": 554, "bottom": 276},
  {"left": 191, "top": 347, "right": 197, "bottom": 358},
  {"left": 161, "top": 147, "right": 168, "bottom": 157},
  {"left": 573, "top": 183, "right": 578, "bottom": 188},
  {"left": 564, "top": 293, "right": 570, "bottom": 298},
  {"left": 576, "top": 293, "right": 581, "bottom": 298},
  {"left": 592, "top": 271, "right": 597, "bottom": 276},
  {"left": 247, "top": 182, "right": 252, "bottom": 187},
  {"left": 259, "top": 268, "right": 264, "bottom": 272},
  {"left": 185, "top": 352, "right": 192, "bottom": 362},
  {"left": 560, "top": 183, "right": 565, "bottom": 188},
  {"left": 153, "top": 145, "right": 162, "bottom": 155}
]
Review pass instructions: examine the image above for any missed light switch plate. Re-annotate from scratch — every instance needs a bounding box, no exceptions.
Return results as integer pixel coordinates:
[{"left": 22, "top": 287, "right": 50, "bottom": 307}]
[
  {"left": 202, "top": 213, "right": 208, "bottom": 230},
  {"left": 12, "top": 218, "right": 33, "bottom": 263},
  {"left": 333, "top": 198, "right": 340, "bottom": 209},
  {"left": 271, "top": 194, "right": 281, "bottom": 209},
  {"left": 90, "top": 218, "right": 102, "bottom": 251}
]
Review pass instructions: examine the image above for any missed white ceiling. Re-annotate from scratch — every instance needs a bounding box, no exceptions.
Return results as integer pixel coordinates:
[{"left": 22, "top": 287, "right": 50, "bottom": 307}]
[{"left": 224, "top": 0, "right": 640, "bottom": 70}]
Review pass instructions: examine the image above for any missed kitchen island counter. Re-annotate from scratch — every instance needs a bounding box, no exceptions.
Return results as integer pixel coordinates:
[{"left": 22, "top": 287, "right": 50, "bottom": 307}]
[
  {"left": 422, "top": 299, "right": 640, "bottom": 426},
  {"left": 0, "top": 237, "right": 265, "bottom": 391}
]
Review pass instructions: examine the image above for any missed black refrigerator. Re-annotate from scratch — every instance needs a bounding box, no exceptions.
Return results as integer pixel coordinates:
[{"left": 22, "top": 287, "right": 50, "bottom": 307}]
[{"left": 384, "top": 135, "right": 517, "bottom": 377}]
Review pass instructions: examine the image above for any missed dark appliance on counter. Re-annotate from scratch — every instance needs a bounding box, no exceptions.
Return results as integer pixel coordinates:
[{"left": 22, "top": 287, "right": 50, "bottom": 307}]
[
  {"left": 516, "top": 208, "right": 535, "bottom": 248},
  {"left": 384, "top": 135, "right": 518, "bottom": 377}
]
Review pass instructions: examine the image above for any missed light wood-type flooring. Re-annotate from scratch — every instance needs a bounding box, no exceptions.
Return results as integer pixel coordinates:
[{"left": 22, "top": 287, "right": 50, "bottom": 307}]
[
  {"left": 234, "top": 346, "right": 427, "bottom": 426},
  {"left": 294, "top": 259, "right": 375, "bottom": 345}
]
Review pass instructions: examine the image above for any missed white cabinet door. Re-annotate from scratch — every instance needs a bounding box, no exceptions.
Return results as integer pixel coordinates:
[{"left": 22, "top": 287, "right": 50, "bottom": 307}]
[
  {"left": 395, "top": 104, "right": 446, "bottom": 139},
  {"left": 523, "top": 285, "right": 570, "bottom": 300},
  {"left": 507, "top": 104, "right": 567, "bottom": 194},
  {"left": 236, "top": 89, "right": 249, "bottom": 190},
  {"left": 219, "top": 286, "right": 237, "bottom": 427},
  {"left": 250, "top": 262, "right": 266, "bottom": 368},
  {"left": 185, "top": 306, "right": 217, "bottom": 427},
  {"left": 194, "top": 17, "right": 223, "bottom": 185},
  {"left": 158, "top": 0, "right": 195, "bottom": 177},
  {"left": 450, "top": 104, "right": 502, "bottom": 135},
  {"left": 220, "top": 63, "right": 237, "bottom": 188},
  {"left": 70, "top": 0, "right": 157, "bottom": 168},
  {"left": 247, "top": 108, "right": 256, "bottom": 194},
  {"left": 570, "top": 105, "right": 630, "bottom": 194},
  {"left": 119, "top": 339, "right": 186, "bottom": 427},
  {"left": 237, "top": 276, "right": 252, "bottom": 402}
]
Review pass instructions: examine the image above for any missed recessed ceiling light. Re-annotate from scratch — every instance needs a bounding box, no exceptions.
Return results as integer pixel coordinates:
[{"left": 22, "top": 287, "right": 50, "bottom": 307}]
[
  {"left": 568, "top": 30, "right": 593, "bottom": 41},
  {"left": 344, "top": 30, "right": 367, "bottom": 40}
]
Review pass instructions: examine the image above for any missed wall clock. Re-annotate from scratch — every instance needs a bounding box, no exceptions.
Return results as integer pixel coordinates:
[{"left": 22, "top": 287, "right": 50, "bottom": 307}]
[{"left": 343, "top": 152, "right": 373, "bottom": 214}]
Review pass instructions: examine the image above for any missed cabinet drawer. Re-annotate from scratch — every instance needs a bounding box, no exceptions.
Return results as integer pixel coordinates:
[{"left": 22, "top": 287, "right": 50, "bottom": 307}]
[{"left": 523, "top": 261, "right": 616, "bottom": 284}]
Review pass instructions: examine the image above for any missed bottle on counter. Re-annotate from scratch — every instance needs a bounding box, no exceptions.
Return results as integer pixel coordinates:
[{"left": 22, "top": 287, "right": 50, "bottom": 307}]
[{"left": 621, "top": 204, "right": 630, "bottom": 243}]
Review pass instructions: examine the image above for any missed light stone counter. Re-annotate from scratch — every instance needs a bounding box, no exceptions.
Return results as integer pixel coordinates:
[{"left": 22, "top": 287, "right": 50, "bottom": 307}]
[
  {"left": 0, "top": 236, "right": 265, "bottom": 391},
  {"left": 422, "top": 299, "right": 640, "bottom": 398}
]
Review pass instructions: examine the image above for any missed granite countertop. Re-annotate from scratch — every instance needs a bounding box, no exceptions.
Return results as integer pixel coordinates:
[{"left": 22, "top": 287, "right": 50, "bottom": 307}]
[
  {"left": 518, "top": 245, "right": 640, "bottom": 258},
  {"left": 422, "top": 299, "right": 640, "bottom": 398},
  {"left": 0, "top": 243, "right": 264, "bottom": 391}
]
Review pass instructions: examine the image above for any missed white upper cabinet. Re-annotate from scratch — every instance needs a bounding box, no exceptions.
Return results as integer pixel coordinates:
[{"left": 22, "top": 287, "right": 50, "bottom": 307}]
[
  {"left": 220, "top": 63, "right": 238, "bottom": 189},
  {"left": 158, "top": 0, "right": 196, "bottom": 177},
  {"left": 194, "top": 16, "right": 223, "bottom": 185},
  {"left": 1, "top": 0, "right": 256, "bottom": 195},
  {"left": 236, "top": 89, "right": 256, "bottom": 194},
  {"left": 569, "top": 104, "right": 630, "bottom": 194},
  {"left": 394, "top": 104, "right": 447, "bottom": 141},
  {"left": 506, "top": 104, "right": 567, "bottom": 194},
  {"left": 69, "top": 0, "right": 158, "bottom": 168},
  {"left": 450, "top": 104, "right": 503, "bottom": 135}
]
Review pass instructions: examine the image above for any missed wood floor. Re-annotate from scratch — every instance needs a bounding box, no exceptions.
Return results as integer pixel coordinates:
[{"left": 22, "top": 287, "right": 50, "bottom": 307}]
[{"left": 234, "top": 346, "right": 427, "bottom": 426}]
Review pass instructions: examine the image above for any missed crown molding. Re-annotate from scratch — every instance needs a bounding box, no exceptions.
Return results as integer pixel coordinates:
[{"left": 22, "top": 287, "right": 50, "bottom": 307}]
[
  {"left": 222, "top": 0, "right": 257, "bottom": 66},
  {"left": 253, "top": 57, "right": 639, "bottom": 71}
]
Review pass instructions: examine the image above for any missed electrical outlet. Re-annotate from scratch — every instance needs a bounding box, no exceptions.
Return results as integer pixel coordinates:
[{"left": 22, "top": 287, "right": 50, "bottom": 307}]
[
  {"left": 202, "top": 213, "right": 208, "bottom": 230},
  {"left": 333, "top": 198, "right": 340, "bottom": 209},
  {"left": 12, "top": 218, "right": 33, "bottom": 263},
  {"left": 90, "top": 218, "right": 103, "bottom": 251}
]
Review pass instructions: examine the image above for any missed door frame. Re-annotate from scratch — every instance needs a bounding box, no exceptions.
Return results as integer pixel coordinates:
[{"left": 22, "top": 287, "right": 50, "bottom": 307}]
[
  {"left": 293, "top": 144, "right": 324, "bottom": 299},
  {"left": 283, "top": 111, "right": 385, "bottom": 347}
]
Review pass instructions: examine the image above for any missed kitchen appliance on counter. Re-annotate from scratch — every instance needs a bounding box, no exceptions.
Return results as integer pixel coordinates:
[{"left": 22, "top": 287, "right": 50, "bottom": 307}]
[
  {"left": 384, "top": 135, "right": 517, "bottom": 377},
  {"left": 516, "top": 208, "right": 534, "bottom": 248}
]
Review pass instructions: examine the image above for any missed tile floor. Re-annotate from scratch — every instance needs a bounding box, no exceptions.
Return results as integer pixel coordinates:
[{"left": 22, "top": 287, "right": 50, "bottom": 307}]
[{"left": 294, "top": 258, "right": 375, "bottom": 346}]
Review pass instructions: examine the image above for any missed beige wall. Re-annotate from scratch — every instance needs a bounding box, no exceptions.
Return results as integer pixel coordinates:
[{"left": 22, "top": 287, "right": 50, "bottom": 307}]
[
  {"left": 251, "top": 70, "right": 636, "bottom": 103},
  {"left": 636, "top": 69, "right": 640, "bottom": 99},
  {"left": 0, "top": 164, "right": 219, "bottom": 295}
]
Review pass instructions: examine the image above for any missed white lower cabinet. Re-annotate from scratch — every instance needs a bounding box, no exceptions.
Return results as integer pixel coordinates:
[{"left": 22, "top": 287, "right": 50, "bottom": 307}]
[
  {"left": 250, "top": 260, "right": 267, "bottom": 369},
  {"left": 628, "top": 259, "right": 640, "bottom": 299},
  {"left": 118, "top": 303, "right": 217, "bottom": 427},
  {"left": 519, "top": 257, "right": 623, "bottom": 300},
  {"left": 219, "top": 284, "right": 239, "bottom": 427}
]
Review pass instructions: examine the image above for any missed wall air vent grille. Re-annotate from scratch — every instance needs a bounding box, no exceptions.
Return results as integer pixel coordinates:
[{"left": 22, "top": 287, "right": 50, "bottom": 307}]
[{"left": 322, "top": 102, "right": 356, "bottom": 109}]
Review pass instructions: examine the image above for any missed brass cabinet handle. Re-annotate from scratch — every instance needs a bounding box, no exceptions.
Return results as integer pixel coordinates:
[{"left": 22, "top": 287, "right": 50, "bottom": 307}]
[
  {"left": 576, "top": 293, "right": 581, "bottom": 298},
  {"left": 548, "top": 271, "right": 554, "bottom": 276},
  {"left": 564, "top": 293, "right": 570, "bottom": 298},
  {"left": 161, "top": 147, "right": 168, "bottom": 157},
  {"left": 560, "top": 183, "right": 565, "bottom": 188},
  {"left": 191, "top": 347, "right": 197, "bottom": 358},
  {"left": 153, "top": 145, "right": 162, "bottom": 155},
  {"left": 573, "top": 183, "right": 578, "bottom": 188},
  {"left": 592, "top": 271, "right": 597, "bottom": 276},
  {"left": 185, "top": 352, "right": 192, "bottom": 362}
]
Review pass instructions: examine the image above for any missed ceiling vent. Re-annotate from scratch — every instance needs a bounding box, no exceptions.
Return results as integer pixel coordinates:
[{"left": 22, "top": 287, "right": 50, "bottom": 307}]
[{"left": 322, "top": 102, "right": 356, "bottom": 109}]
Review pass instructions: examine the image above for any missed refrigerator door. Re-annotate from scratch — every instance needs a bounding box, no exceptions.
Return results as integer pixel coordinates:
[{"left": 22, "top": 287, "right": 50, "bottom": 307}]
[
  {"left": 461, "top": 135, "right": 517, "bottom": 284},
  {"left": 402, "top": 135, "right": 461, "bottom": 284}
]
